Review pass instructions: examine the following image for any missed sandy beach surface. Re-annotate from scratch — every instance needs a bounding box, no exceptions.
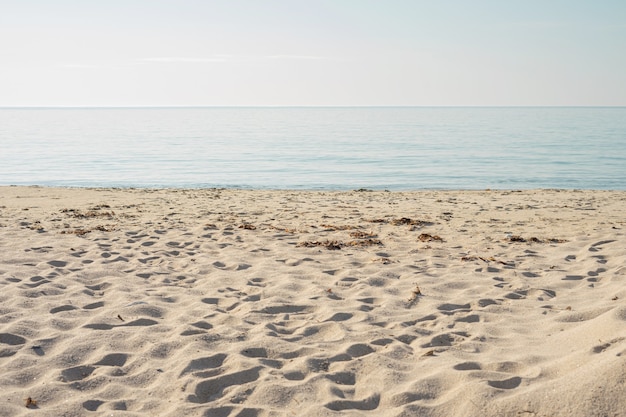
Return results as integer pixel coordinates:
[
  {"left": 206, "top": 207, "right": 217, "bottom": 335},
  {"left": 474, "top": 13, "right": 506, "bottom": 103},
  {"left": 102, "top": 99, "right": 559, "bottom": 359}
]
[{"left": 1, "top": 186, "right": 625, "bottom": 417}]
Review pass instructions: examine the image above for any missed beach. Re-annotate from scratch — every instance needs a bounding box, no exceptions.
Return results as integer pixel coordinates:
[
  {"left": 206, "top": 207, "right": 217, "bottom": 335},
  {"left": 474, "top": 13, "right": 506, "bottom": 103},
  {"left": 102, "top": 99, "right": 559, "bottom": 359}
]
[{"left": 1, "top": 186, "right": 625, "bottom": 416}]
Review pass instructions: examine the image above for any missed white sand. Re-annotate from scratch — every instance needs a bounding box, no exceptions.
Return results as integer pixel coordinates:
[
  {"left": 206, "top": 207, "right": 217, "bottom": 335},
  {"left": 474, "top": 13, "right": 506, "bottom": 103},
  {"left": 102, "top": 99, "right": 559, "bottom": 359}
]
[{"left": 1, "top": 186, "right": 625, "bottom": 416}]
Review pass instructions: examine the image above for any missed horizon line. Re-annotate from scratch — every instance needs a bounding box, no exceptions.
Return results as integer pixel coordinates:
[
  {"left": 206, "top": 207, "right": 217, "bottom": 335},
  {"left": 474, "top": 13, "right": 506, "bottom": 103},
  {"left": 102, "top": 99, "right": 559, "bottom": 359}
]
[{"left": 2, "top": 105, "right": 626, "bottom": 109}]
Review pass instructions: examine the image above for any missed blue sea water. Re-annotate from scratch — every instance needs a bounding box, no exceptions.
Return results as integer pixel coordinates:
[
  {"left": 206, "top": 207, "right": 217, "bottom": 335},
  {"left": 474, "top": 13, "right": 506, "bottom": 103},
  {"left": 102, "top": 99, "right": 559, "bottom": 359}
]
[{"left": 0, "top": 107, "right": 625, "bottom": 190}]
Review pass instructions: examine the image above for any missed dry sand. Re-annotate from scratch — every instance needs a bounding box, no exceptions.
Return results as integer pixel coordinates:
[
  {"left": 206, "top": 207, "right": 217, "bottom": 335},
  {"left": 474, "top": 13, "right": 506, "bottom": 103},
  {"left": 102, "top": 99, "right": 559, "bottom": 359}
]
[{"left": 1, "top": 186, "right": 625, "bottom": 417}]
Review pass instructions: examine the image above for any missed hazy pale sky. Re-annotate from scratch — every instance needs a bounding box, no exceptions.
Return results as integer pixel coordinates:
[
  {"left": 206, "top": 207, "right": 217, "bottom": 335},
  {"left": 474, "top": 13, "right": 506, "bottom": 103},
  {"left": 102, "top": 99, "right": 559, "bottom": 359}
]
[{"left": 1, "top": 0, "right": 625, "bottom": 106}]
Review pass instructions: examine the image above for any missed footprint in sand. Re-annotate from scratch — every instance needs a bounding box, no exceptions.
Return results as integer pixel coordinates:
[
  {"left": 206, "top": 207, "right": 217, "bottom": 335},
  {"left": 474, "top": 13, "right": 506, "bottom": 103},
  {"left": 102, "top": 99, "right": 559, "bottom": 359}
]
[
  {"left": 437, "top": 303, "right": 471, "bottom": 314},
  {"left": 83, "top": 318, "right": 158, "bottom": 330},
  {"left": 49, "top": 305, "right": 79, "bottom": 314},
  {"left": 60, "top": 365, "right": 96, "bottom": 382},
  {"left": 487, "top": 376, "right": 522, "bottom": 389},
  {"left": 180, "top": 353, "right": 227, "bottom": 377},
  {"left": 180, "top": 320, "right": 214, "bottom": 336},
  {"left": 22, "top": 276, "right": 50, "bottom": 288},
  {"left": 0, "top": 333, "right": 26, "bottom": 357},
  {"left": 82, "top": 301, "right": 105, "bottom": 310},
  {"left": 325, "top": 393, "right": 380, "bottom": 411},
  {"left": 94, "top": 353, "right": 128, "bottom": 367},
  {"left": 246, "top": 277, "right": 266, "bottom": 287},
  {"left": 83, "top": 400, "right": 104, "bottom": 411},
  {"left": 453, "top": 360, "right": 540, "bottom": 390},
  {"left": 422, "top": 331, "right": 470, "bottom": 348},
  {"left": 588, "top": 239, "right": 616, "bottom": 252},
  {"left": 188, "top": 367, "right": 262, "bottom": 403}
]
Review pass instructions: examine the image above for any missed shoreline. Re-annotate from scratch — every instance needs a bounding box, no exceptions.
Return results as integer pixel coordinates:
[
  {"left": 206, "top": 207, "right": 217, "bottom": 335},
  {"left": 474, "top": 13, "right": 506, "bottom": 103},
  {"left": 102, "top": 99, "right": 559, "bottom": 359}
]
[
  {"left": 1, "top": 187, "right": 625, "bottom": 416},
  {"left": 4, "top": 184, "right": 626, "bottom": 192}
]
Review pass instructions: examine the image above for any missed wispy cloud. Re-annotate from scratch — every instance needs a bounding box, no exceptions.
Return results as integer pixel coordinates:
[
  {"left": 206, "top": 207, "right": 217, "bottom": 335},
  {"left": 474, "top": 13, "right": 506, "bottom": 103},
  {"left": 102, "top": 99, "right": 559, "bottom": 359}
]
[
  {"left": 139, "top": 55, "right": 330, "bottom": 64},
  {"left": 139, "top": 57, "right": 229, "bottom": 63},
  {"left": 59, "top": 63, "right": 101, "bottom": 69},
  {"left": 54, "top": 55, "right": 332, "bottom": 71},
  {"left": 266, "top": 55, "right": 328, "bottom": 60}
]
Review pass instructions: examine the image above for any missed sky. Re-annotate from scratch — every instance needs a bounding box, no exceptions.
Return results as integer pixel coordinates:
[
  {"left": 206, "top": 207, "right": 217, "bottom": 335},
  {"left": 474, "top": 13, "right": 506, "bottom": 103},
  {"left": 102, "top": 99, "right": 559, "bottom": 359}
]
[{"left": 1, "top": 0, "right": 625, "bottom": 106}]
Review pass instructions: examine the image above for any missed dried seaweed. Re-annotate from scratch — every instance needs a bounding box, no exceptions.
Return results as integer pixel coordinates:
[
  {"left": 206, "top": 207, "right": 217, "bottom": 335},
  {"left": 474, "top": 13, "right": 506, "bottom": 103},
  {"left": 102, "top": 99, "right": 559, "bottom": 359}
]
[
  {"left": 345, "top": 238, "right": 382, "bottom": 247},
  {"left": 60, "top": 225, "right": 115, "bottom": 236},
  {"left": 320, "top": 224, "right": 358, "bottom": 231},
  {"left": 296, "top": 240, "right": 343, "bottom": 250},
  {"left": 461, "top": 255, "right": 511, "bottom": 266},
  {"left": 349, "top": 231, "right": 377, "bottom": 239},
  {"left": 390, "top": 217, "right": 430, "bottom": 226},
  {"left": 407, "top": 285, "right": 422, "bottom": 305},
  {"left": 297, "top": 238, "right": 382, "bottom": 250},
  {"left": 269, "top": 225, "right": 300, "bottom": 234},
  {"left": 93, "top": 225, "right": 115, "bottom": 232},
  {"left": 364, "top": 218, "right": 388, "bottom": 223},
  {"left": 61, "top": 208, "right": 116, "bottom": 218},
  {"left": 60, "top": 229, "right": 91, "bottom": 236},
  {"left": 371, "top": 257, "right": 392, "bottom": 264},
  {"left": 418, "top": 233, "right": 443, "bottom": 242},
  {"left": 24, "top": 397, "right": 37, "bottom": 408},
  {"left": 505, "top": 235, "right": 567, "bottom": 243}
]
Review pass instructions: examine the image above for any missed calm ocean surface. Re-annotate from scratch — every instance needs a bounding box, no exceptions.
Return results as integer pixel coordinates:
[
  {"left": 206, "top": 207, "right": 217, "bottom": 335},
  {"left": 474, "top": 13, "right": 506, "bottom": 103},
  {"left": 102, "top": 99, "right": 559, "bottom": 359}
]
[{"left": 1, "top": 107, "right": 625, "bottom": 190}]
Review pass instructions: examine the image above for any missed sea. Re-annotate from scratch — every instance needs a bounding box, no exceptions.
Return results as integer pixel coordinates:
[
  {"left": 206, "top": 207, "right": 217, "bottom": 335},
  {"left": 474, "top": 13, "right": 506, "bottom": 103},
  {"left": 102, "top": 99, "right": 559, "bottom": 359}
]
[{"left": 1, "top": 107, "right": 625, "bottom": 190}]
